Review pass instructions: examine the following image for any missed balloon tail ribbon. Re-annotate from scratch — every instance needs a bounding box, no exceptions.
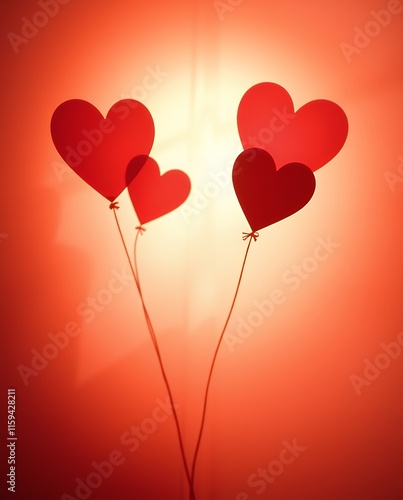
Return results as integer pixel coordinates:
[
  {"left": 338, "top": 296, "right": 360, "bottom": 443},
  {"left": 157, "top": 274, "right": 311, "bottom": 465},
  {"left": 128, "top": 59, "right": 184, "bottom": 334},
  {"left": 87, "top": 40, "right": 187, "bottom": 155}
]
[
  {"left": 110, "top": 203, "right": 195, "bottom": 500},
  {"left": 190, "top": 231, "right": 258, "bottom": 496},
  {"left": 243, "top": 231, "right": 259, "bottom": 241}
]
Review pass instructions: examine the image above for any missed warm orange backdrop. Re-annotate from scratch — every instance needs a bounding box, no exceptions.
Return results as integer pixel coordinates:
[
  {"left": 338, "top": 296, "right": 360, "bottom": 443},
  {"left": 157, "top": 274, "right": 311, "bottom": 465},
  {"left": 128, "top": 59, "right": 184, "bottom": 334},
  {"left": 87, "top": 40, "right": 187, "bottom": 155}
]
[{"left": 2, "top": 1, "right": 403, "bottom": 499}]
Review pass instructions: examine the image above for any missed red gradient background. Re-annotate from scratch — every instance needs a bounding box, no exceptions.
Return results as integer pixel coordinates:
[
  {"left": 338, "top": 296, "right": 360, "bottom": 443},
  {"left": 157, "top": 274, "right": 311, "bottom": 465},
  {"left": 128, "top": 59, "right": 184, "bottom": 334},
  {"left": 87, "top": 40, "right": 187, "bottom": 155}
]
[{"left": 1, "top": 1, "right": 403, "bottom": 499}]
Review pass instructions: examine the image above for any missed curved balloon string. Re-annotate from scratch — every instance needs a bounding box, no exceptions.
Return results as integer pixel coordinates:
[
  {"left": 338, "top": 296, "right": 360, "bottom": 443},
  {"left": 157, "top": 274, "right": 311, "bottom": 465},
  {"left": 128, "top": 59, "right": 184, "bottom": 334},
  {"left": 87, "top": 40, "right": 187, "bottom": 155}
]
[
  {"left": 110, "top": 203, "right": 157, "bottom": 350},
  {"left": 133, "top": 226, "right": 149, "bottom": 298},
  {"left": 190, "top": 232, "right": 258, "bottom": 495},
  {"left": 110, "top": 203, "right": 195, "bottom": 500}
]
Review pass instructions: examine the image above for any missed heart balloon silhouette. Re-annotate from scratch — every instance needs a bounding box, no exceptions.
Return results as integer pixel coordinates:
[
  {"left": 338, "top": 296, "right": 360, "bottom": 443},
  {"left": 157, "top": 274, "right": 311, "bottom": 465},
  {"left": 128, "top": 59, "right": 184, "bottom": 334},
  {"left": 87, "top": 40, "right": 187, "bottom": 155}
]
[
  {"left": 232, "top": 148, "right": 316, "bottom": 231},
  {"left": 237, "top": 83, "right": 348, "bottom": 172},
  {"left": 127, "top": 156, "right": 191, "bottom": 224},
  {"left": 51, "top": 99, "right": 155, "bottom": 201}
]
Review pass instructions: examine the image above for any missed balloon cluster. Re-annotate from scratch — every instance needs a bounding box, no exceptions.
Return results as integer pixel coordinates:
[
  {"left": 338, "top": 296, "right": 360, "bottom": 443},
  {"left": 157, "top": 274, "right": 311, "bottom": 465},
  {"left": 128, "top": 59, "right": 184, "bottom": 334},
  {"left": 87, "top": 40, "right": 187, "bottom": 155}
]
[
  {"left": 234, "top": 82, "right": 348, "bottom": 232},
  {"left": 51, "top": 83, "right": 348, "bottom": 230},
  {"left": 51, "top": 82, "right": 348, "bottom": 500},
  {"left": 51, "top": 98, "right": 191, "bottom": 221}
]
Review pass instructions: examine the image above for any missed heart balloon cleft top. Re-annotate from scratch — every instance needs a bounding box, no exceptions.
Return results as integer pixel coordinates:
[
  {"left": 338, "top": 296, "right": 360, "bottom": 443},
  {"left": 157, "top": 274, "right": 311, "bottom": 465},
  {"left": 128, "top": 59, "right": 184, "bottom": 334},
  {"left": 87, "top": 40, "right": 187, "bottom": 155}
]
[
  {"left": 237, "top": 82, "right": 348, "bottom": 172},
  {"left": 51, "top": 99, "right": 155, "bottom": 202}
]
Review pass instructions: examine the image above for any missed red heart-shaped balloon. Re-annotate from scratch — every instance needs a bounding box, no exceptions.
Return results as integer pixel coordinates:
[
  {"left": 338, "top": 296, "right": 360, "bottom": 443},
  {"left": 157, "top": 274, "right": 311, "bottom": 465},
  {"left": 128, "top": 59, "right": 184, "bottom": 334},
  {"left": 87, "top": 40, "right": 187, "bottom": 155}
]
[
  {"left": 51, "top": 99, "right": 155, "bottom": 201},
  {"left": 232, "top": 148, "right": 316, "bottom": 231},
  {"left": 238, "top": 83, "right": 348, "bottom": 172},
  {"left": 127, "top": 156, "right": 191, "bottom": 224}
]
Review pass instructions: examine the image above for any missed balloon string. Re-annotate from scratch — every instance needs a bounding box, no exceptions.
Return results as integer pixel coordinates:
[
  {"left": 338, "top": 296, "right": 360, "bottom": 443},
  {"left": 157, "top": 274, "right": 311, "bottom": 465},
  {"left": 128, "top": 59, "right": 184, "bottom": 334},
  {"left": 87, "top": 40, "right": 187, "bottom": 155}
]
[
  {"left": 133, "top": 226, "right": 146, "bottom": 292},
  {"left": 110, "top": 204, "right": 195, "bottom": 500},
  {"left": 190, "top": 232, "right": 258, "bottom": 494},
  {"left": 132, "top": 226, "right": 159, "bottom": 353},
  {"left": 133, "top": 227, "right": 196, "bottom": 500},
  {"left": 110, "top": 205, "right": 158, "bottom": 351}
]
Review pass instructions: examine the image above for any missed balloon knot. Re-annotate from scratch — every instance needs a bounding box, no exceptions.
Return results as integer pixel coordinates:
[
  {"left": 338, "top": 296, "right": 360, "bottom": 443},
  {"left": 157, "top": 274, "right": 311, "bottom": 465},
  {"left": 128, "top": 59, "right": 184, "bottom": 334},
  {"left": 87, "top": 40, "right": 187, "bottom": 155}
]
[
  {"left": 109, "top": 202, "right": 119, "bottom": 210},
  {"left": 242, "top": 231, "right": 259, "bottom": 242},
  {"left": 136, "top": 225, "right": 147, "bottom": 235}
]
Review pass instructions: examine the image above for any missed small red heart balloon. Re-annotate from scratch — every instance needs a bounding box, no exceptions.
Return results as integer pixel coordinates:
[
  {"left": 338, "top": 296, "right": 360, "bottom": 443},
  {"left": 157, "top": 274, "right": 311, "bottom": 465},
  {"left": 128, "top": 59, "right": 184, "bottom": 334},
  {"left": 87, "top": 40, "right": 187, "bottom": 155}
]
[
  {"left": 232, "top": 148, "right": 316, "bottom": 231},
  {"left": 51, "top": 99, "right": 155, "bottom": 201},
  {"left": 127, "top": 156, "right": 191, "bottom": 224},
  {"left": 237, "top": 83, "right": 348, "bottom": 172}
]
